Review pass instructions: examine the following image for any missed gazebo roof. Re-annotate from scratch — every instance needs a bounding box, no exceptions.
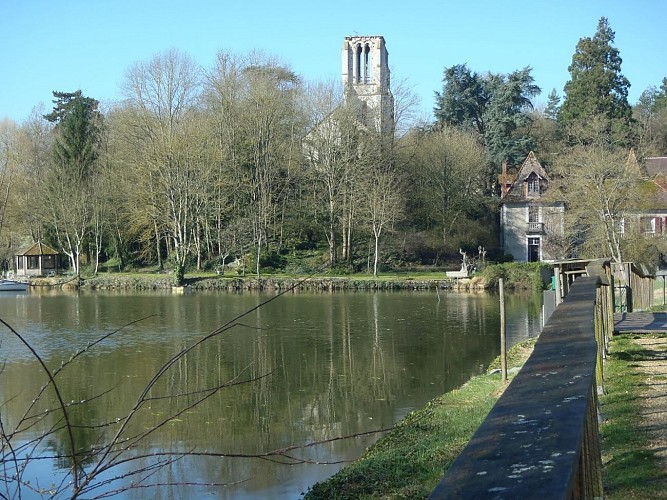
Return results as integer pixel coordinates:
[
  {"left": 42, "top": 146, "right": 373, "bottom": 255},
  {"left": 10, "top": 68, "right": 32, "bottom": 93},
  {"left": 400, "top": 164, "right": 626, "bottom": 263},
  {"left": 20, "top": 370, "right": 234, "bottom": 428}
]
[{"left": 16, "top": 242, "right": 59, "bottom": 256}]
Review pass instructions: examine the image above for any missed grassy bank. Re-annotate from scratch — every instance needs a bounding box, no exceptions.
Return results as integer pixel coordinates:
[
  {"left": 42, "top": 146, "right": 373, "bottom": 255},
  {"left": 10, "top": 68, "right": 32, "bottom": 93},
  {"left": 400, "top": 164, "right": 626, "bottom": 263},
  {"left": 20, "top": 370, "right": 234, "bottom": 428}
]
[
  {"left": 599, "top": 334, "right": 667, "bottom": 499},
  {"left": 28, "top": 262, "right": 549, "bottom": 292},
  {"left": 478, "top": 261, "right": 547, "bottom": 292},
  {"left": 303, "top": 339, "right": 537, "bottom": 499},
  {"left": 302, "top": 333, "right": 666, "bottom": 499}
]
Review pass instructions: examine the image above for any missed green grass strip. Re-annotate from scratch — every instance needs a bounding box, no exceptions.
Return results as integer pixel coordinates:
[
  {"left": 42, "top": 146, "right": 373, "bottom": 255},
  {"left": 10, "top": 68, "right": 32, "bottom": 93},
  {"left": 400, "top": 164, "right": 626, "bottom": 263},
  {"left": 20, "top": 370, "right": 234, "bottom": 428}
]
[
  {"left": 304, "top": 339, "right": 537, "bottom": 499},
  {"left": 600, "top": 334, "right": 667, "bottom": 499}
]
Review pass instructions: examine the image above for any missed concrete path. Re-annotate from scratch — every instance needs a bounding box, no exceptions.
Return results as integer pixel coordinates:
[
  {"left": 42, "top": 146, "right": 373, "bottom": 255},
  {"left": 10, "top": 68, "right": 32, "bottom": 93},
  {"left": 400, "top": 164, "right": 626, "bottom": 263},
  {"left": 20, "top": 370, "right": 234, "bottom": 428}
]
[
  {"left": 614, "top": 312, "right": 667, "bottom": 333},
  {"left": 630, "top": 337, "right": 667, "bottom": 492},
  {"left": 612, "top": 313, "right": 667, "bottom": 492}
]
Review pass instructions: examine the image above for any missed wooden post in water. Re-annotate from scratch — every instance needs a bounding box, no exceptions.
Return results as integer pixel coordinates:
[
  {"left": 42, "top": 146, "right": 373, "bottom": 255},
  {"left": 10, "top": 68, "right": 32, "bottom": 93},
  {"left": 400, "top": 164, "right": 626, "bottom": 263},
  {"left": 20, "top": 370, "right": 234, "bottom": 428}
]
[{"left": 500, "top": 278, "right": 507, "bottom": 383}]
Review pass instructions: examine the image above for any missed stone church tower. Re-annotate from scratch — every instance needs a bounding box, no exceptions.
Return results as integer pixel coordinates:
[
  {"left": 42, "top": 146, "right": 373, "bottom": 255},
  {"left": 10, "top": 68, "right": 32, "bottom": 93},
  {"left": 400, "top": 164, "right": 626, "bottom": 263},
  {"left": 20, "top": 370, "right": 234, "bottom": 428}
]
[{"left": 341, "top": 36, "right": 394, "bottom": 133}]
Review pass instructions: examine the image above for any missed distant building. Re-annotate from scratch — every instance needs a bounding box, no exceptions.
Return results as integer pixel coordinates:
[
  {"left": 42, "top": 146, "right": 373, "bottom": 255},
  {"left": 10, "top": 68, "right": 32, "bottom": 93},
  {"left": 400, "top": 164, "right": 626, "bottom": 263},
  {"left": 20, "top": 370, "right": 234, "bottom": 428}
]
[
  {"left": 500, "top": 152, "right": 565, "bottom": 262},
  {"left": 303, "top": 36, "right": 394, "bottom": 161},
  {"left": 14, "top": 242, "right": 64, "bottom": 276},
  {"left": 636, "top": 156, "right": 667, "bottom": 236},
  {"left": 341, "top": 35, "right": 394, "bottom": 133}
]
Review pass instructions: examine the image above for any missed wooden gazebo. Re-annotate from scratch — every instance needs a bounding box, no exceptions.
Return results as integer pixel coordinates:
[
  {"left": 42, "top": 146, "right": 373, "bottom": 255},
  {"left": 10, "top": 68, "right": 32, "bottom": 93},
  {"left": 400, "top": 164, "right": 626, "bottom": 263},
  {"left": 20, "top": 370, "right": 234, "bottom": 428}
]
[{"left": 14, "top": 242, "right": 63, "bottom": 276}]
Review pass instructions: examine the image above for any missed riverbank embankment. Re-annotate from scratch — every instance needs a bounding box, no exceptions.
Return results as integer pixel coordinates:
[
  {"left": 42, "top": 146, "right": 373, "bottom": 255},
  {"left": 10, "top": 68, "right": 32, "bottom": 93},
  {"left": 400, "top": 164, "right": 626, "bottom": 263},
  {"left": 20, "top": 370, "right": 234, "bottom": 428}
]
[
  {"left": 26, "top": 262, "right": 547, "bottom": 292},
  {"left": 304, "top": 334, "right": 667, "bottom": 499},
  {"left": 29, "top": 273, "right": 492, "bottom": 292},
  {"left": 304, "top": 339, "right": 537, "bottom": 498}
]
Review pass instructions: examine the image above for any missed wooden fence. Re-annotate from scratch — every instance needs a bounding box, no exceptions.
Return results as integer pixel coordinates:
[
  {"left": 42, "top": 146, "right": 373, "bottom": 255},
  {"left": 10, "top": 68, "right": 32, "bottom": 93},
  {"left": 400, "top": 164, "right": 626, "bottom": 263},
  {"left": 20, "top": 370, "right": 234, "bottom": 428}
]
[
  {"left": 429, "top": 276, "right": 610, "bottom": 499},
  {"left": 611, "top": 262, "right": 654, "bottom": 312},
  {"left": 551, "top": 258, "right": 654, "bottom": 313}
]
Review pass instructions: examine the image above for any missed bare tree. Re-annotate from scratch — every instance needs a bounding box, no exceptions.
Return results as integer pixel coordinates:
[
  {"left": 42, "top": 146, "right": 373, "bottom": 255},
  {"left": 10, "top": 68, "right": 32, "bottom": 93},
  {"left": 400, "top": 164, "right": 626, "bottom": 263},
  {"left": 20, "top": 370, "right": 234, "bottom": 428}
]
[
  {"left": 202, "top": 51, "right": 255, "bottom": 270},
  {"left": 241, "top": 61, "right": 302, "bottom": 277},
  {"left": 358, "top": 136, "right": 403, "bottom": 277},
  {"left": 554, "top": 143, "right": 641, "bottom": 262},
  {"left": 403, "top": 126, "right": 490, "bottom": 250},
  {"left": 303, "top": 82, "right": 363, "bottom": 267},
  {"left": 0, "top": 119, "right": 19, "bottom": 250},
  {"left": 5, "top": 107, "right": 53, "bottom": 248},
  {"left": 203, "top": 52, "right": 304, "bottom": 278},
  {"left": 120, "top": 49, "right": 203, "bottom": 283}
]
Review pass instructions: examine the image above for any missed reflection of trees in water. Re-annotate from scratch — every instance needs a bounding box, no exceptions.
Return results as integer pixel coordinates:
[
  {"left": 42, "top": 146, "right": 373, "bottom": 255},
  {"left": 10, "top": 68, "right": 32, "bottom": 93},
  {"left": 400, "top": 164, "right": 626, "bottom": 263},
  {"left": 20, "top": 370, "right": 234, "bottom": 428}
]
[
  {"left": 326, "top": 295, "right": 338, "bottom": 429},
  {"left": 252, "top": 333, "right": 272, "bottom": 437},
  {"left": 370, "top": 293, "right": 390, "bottom": 404},
  {"left": 1, "top": 291, "right": 540, "bottom": 496}
]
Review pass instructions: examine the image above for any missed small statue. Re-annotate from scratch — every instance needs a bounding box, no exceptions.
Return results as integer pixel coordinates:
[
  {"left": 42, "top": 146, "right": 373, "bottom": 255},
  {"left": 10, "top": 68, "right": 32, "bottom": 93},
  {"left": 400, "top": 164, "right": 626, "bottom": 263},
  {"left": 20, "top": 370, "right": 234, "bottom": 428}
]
[{"left": 459, "top": 249, "right": 470, "bottom": 273}]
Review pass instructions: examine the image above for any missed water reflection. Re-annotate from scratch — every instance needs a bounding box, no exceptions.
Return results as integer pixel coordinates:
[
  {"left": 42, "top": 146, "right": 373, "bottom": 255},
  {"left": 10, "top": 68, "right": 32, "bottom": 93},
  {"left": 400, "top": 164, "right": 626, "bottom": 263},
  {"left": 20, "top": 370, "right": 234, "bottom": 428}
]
[{"left": 0, "top": 290, "right": 541, "bottom": 498}]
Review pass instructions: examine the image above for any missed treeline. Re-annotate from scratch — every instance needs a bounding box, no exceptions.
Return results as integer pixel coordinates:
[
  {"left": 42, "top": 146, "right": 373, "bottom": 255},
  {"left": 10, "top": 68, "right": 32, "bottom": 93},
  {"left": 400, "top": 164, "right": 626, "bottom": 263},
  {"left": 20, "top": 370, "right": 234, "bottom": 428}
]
[
  {"left": 1, "top": 18, "right": 666, "bottom": 280},
  {"left": 0, "top": 50, "right": 499, "bottom": 281}
]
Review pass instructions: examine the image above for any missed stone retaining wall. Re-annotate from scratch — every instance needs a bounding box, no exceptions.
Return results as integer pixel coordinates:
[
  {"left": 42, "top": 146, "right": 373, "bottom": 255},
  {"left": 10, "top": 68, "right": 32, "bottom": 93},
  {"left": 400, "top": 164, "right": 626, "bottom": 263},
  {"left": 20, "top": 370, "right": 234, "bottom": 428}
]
[{"left": 29, "top": 275, "right": 491, "bottom": 292}]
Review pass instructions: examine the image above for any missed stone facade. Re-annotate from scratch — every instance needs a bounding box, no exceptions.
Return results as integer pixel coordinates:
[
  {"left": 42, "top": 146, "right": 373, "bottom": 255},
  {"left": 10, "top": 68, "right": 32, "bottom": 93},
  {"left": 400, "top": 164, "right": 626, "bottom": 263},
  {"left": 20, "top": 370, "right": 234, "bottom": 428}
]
[
  {"left": 341, "top": 36, "right": 394, "bottom": 133},
  {"left": 500, "top": 152, "right": 565, "bottom": 262}
]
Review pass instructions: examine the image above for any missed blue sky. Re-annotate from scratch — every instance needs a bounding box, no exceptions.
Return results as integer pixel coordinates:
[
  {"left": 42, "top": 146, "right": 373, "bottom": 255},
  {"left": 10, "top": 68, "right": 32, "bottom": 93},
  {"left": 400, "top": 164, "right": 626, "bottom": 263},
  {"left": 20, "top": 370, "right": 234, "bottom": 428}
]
[{"left": 1, "top": 0, "right": 665, "bottom": 123}]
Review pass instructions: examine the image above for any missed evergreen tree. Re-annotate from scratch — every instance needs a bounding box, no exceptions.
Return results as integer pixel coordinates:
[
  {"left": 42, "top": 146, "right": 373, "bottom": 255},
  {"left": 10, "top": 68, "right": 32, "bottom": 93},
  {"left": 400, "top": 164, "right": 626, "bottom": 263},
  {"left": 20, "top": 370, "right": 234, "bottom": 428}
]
[
  {"left": 40, "top": 90, "right": 103, "bottom": 275},
  {"left": 44, "top": 90, "right": 102, "bottom": 181},
  {"left": 655, "top": 77, "right": 667, "bottom": 112},
  {"left": 544, "top": 89, "right": 561, "bottom": 120},
  {"left": 559, "top": 17, "right": 633, "bottom": 142},
  {"left": 434, "top": 64, "right": 487, "bottom": 135},
  {"left": 434, "top": 64, "right": 539, "bottom": 172},
  {"left": 634, "top": 80, "right": 667, "bottom": 156}
]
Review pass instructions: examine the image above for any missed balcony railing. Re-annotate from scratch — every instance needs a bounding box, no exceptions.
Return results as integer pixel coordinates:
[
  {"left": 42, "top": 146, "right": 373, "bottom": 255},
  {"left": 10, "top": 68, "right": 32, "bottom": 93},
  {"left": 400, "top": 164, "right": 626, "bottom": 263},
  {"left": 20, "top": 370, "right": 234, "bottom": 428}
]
[{"left": 526, "top": 221, "right": 544, "bottom": 234}]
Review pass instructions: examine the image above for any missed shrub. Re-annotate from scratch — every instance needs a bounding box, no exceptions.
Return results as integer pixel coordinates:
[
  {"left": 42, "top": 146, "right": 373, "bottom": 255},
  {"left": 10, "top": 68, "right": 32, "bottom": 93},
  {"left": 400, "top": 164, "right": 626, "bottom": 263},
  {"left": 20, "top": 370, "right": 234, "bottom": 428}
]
[
  {"left": 481, "top": 262, "right": 546, "bottom": 292},
  {"left": 259, "top": 251, "right": 287, "bottom": 270},
  {"left": 295, "top": 239, "right": 317, "bottom": 251}
]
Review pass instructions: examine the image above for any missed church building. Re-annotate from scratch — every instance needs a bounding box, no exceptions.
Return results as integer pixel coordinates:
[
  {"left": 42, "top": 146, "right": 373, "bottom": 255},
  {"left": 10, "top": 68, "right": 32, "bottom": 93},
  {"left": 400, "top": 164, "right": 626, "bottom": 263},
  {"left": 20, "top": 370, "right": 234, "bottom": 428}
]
[{"left": 341, "top": 36, "right": 394, "bottom": 133}]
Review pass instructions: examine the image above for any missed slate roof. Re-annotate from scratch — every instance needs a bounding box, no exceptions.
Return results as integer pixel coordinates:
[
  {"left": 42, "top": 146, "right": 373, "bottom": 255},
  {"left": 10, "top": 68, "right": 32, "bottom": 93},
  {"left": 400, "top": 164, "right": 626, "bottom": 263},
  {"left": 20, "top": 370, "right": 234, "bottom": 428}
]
[
  {"left": 646, "top": 156, "right": 667, "bottom": 178},
  {"left": 644, "top": 157, "right": 667, "bottom": 209},
  {"left": 502, "top": 151, "right": 549, "bottom": 201}
]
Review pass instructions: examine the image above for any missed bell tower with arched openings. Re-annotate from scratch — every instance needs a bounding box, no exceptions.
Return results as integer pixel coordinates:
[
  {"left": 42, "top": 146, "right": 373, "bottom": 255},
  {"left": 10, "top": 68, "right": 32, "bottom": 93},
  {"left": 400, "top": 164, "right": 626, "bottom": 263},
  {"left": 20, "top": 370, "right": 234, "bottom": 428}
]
[{"left": 342, "top": 35, "right": 394, "bottom": 133}]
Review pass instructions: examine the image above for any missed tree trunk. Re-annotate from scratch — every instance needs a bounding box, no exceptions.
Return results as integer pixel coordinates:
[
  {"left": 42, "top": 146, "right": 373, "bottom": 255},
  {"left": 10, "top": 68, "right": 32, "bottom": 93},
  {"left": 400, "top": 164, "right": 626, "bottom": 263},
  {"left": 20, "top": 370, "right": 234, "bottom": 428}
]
[
  {"left": 373, "top": 231, "right": 380, "bottom": 277},
  {"left": 341, "top": 218, "right": 348, "bottom": 262},
  {"left": 256, "top": 234, "right": 262, "bottom": 279},
  {"left": 154, "top": 219, "right": 162, "bottom": 270},
  {"left": 328, "top": 221, "right": 335, "bottom": 268}
]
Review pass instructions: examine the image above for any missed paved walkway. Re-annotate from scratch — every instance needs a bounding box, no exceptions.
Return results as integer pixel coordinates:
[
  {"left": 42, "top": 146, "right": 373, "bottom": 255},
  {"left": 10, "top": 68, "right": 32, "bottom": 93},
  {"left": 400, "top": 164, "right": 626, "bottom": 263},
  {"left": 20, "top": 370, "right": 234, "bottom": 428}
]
[
  {"left": 613, "top": 312, "right": 667, "bottom": 493},
  {"left": 614, "top": 312, "right": 667, "bottom": 333},
  {"left": 629, "top": 337, "right": 667, "bottom": 492}
]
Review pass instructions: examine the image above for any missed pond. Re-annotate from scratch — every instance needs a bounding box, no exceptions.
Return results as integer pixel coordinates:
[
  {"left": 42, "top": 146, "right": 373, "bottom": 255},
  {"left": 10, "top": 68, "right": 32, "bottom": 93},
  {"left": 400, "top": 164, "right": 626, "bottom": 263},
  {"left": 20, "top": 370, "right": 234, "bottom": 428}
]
[{"left": 0, "top": 288, "right": 543, "bottom": 498}]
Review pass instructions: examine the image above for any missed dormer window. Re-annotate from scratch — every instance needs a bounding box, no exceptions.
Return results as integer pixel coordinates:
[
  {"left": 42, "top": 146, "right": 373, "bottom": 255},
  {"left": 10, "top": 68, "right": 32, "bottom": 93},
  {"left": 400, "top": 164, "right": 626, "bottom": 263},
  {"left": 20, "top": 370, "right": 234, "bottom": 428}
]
[{"left": 527, "top": 173, "right": 540, "bottom": 197}]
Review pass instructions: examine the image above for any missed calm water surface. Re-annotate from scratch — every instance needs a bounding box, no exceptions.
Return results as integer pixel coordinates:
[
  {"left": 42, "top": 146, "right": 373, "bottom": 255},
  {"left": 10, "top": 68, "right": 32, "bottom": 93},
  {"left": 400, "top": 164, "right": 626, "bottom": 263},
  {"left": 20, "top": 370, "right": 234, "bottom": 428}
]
[{"left": 0, "top": 289, "right": 542, "bottom": 498}]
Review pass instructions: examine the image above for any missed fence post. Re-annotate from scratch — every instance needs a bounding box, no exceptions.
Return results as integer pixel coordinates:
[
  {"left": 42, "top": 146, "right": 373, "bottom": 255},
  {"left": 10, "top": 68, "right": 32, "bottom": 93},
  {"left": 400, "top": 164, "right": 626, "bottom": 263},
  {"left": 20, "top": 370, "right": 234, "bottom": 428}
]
[{"left": 500, "top": 278, "right": 507, "bottom": 383}]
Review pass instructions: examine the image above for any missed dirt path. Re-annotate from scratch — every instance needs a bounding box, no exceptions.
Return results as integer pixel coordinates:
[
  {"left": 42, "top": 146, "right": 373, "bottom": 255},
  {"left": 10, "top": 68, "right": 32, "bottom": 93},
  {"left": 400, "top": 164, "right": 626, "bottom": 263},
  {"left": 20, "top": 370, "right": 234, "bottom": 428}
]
[{"left": 632, "top": 337, "right": 667, "bottom": 469}]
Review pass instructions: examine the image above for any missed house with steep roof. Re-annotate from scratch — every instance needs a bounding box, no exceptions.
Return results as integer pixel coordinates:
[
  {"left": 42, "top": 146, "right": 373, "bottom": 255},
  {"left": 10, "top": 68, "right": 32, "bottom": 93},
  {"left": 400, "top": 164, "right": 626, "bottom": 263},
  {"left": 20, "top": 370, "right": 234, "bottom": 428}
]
[
  {"left": 14, "top": 242, "right": 64, "bottom": 276},
  {"left": 500, "top": 152, "right": 565, "bottom": 262},
  {"left": 638, "top": 156, "right": 667, "bottom": 235}
]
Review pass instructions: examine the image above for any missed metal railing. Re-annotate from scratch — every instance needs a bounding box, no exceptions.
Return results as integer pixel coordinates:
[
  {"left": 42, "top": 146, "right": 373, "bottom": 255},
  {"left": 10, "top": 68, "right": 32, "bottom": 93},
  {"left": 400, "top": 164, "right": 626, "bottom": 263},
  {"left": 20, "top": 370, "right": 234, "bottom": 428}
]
[{"left": 429, "top": 277, "right": 610, "bottom": 499}]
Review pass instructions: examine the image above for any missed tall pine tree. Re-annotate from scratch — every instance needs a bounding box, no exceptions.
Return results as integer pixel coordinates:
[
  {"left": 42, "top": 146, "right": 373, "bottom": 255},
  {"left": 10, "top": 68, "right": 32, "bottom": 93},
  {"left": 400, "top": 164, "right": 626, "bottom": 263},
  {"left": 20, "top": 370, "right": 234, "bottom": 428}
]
[
  {"left": 41, "top": 90, "right": 103, "bottom": 275},
  {"left": 544, "top": 89, "right": 561, "bottom": 120},
  {"left": 559, "top": 17, "right": 634, "bottom": 143},
  {"left": 44, "top": 90, "right": 102, "bottom": 181}
]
